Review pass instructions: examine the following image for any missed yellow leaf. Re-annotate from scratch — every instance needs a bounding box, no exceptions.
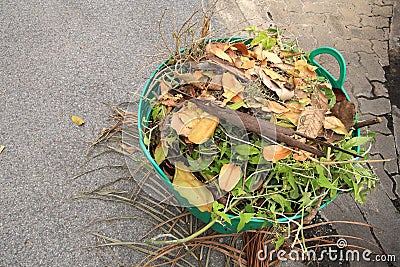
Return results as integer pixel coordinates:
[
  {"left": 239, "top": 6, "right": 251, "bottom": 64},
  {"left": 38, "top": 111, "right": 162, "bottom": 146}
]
[
  {"left": 279, "top": 110, "right": 301, "bottom": 126},
  {"left": 324, "top": 116, "right": 349, "bottom": 135},
  {"left": 173, "top": 168, "right": 214, "bottom": 212},
  {"left": 222, "top": 72, "right": 245, "bottom": 103},
  {"left": 188, "top": 116, "right": 219, "bottom": 144},
  {"left": 214, "top": 48, "right": 234, "bottom": 63},
  {"left": 240, "top": 57, "right": 255, "bottom": 69},
  {"left": 267, "top": 100, "right": 289, "bottom": 114},
  {"left": 218, "top": 164, "right": 242, "bottom": 191},
  {"left": 262, "top": 67, "right": 286, "bottom": 81},
  {"left": 262, "top": 145, "right": 292, "bottom": 162},
  {"left": 154, "top": 143, "right": 166, "bottom": 164},
  {"left": 295, "top": 60, "right": 317, "bottom": 79},
  {"left": 71, "top": 116, "right": 84, "bottom": 126},
  {"left": 264, "top": 51, "right": 283, "bottom": 64},
  {"left": 0, "top": 146, "right": 4, "bottom": 154}
]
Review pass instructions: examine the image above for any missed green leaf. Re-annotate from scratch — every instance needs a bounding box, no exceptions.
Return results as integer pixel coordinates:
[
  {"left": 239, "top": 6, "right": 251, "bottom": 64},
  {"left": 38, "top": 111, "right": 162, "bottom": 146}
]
[
  {"left": 154, "top": 144, "right": 166, "bottom": 165},
  {"left": 152, "top": 104, "right": 167, "bottom": 121},
  {"left": 262, "top": 37, "right": 277, "bottom": 50},
  {"left": 270, "top": 194, "right": 292, "bottom": 212},
  {"left": 315, "top": 165, "right": 336, "bottom": 189},
  {"left": 343, "top": 136, "right": 371, "bottom": 150},
  {"left": 233, "top": 144, "right": 260, "bottom": 156},
  {"left": 237, "top": 212, "right": 255, "bottom": 232},
  {"left": 143, "top": 134, "right": 150, "bottom": 146},
  {"left": 299, "top": 192, "right": 312, "bottom": 208},
  {"left": 245, "top": 26, "right": 257, "bottom": 35},
  {"left": 227, "top": 101, "right": 245, "bottom": 110},
  {"left": 275, "top": 235, "right": 285, "bottom": 250},
  {"left": 245, "top": 204, "right": 255, "bottom": 213},
  {"left": 321, "top": 87, "right": 336, "bottom": 109}
]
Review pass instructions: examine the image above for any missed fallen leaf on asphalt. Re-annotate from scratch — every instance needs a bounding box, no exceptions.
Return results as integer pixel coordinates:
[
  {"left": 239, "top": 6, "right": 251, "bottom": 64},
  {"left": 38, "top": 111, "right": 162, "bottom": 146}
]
[
  {"left": 240, "top": 57, "right": 256, "bottom": 69},
  {"left": 188, "top": 116, "right": 219, "bottom": 144},
  {"left": 324, "top": 116, "right": 348, "bottom": 135},
  {"left": 71, "top": 116, "right": 84, "bottom": 126},
  {"left": 218, "top": 164, "right": 242, "bottom": 191},
  {"left": 0, "top": 146, "right": 4, "bottom": 154},
  {"left": 214, "top": 48, "right": 234, "bottom": 63},
  {"left": 263, "top": 145, "right": 292, "bottom": 162},
  {"left": 173, "top": 167, "right": 214, "bottom": 212}
]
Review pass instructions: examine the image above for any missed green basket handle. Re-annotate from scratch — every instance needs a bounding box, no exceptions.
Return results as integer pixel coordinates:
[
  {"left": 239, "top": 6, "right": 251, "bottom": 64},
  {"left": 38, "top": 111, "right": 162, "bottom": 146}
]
[{"left": 310, "top": 46, "right": 346, "bottom": 89}]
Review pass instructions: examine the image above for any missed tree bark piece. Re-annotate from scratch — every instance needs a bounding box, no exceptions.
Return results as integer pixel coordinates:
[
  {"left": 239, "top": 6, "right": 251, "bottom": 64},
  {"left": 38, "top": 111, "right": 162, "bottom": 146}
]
[
  {"left": 353, "top": 117, "right": 382, "bottom": 129},
  {"left": 189, "top": 99, "right": 326, "bottom": 157}
]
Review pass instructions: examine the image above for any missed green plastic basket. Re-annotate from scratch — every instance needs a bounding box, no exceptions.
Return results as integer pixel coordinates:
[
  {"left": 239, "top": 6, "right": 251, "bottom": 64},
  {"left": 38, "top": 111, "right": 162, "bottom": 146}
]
[{"left": 138, "top": 39, "right": 359, "bottom": 234}]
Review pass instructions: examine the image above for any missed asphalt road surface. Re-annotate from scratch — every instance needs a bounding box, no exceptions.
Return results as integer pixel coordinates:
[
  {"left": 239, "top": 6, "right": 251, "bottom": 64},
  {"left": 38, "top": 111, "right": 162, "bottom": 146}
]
[{"left": 0, "top": 1, "right": 200, "bottom": 266}]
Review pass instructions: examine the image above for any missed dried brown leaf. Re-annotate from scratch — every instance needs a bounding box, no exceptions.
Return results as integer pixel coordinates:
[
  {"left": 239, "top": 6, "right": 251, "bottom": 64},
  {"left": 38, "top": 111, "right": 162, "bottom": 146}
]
[
  {"left": 267, "top": 100, "right": 289, "bottom": 114},
  {"left": 188, "top": 116, "right": 219, "bottom": 144},
  {"left": 214, "top": 48, "right": 234, "bottom": 63},
  {"left": 208, "top": 74, "right": 223, "bottom": 91},
  {"left": 262, "top": 145, "right": 292, "bottom": 162},
  {"left": 297, "top": 106, "right": 325, "bottom": 138},
  {"left": 262, "top": 67, "right": 286, "bottom": 81},
  {"left": 257, "top": 67, "right": 294, "bottom": 101},
  {"left": 231, "top": 42, "right": 249, "bottom": 55},
  {"left": 311, "top": 90, "right": 329, "bottom": 112},
  {"left": 222, "top": 72, "right": 245, "bottom": 103},
  {"left": 218, "top": 164, "right": 242, "bottom": 191},
  {"left": 330, "top": 100, "right": 356, "bottom": 131},
  {"left": 295, "top": 60, "right": 318, "bottom": 79},
  {"left": 293, "top": 150, "right": 313, "bottom": 161}
]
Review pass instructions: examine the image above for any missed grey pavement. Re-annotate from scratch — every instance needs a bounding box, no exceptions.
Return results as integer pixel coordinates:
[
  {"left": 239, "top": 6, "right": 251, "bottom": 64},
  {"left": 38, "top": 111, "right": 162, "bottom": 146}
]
[
  {"left": 0, "top": 1, "right": 199, "bottom": 266},
  {"left": 1, "top": 0, "right": 400, "bottom": 267},
  {"left": 217, "top": 0, "right": 400, "bottom": 266}
]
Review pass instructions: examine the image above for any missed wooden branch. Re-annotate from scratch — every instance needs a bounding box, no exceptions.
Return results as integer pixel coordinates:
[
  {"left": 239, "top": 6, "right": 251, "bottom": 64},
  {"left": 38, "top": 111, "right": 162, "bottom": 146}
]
[
  {"left": 353, "top": 117, "right": 382, "bottom": 129},
  {"left": 189, "top": 99, "right": 326, "bottom": 157}
]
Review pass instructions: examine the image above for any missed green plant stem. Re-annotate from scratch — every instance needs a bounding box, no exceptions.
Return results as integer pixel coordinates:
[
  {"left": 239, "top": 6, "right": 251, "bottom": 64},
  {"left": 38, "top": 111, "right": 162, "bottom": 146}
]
[{"left": 145, "top": 217, "right": 218, "bottom": 245}]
